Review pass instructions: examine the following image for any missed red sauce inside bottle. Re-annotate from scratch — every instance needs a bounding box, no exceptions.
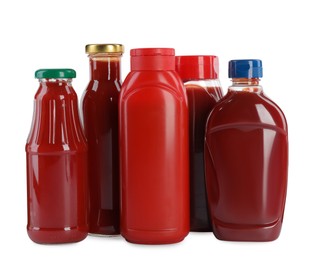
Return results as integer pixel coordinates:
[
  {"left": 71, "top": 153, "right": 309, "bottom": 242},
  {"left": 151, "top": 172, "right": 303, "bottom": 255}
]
[
  {"left": 81, "top": 55, "right": 121, "bottom": 235},
  {"left": 205, "top": 86, "right": 288, "bottom": 241},
  {"left": 26, "top": 78, "right": 88, "bottom": 243},
  {"left": 185, "top": 84, "right": 223, "bottom": 231}
]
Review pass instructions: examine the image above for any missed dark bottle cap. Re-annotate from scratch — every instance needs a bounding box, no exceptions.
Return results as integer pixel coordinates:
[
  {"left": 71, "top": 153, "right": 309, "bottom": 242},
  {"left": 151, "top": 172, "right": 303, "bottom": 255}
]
[{"left": 228, "top": 59, "right": 263, "bottom": 78}]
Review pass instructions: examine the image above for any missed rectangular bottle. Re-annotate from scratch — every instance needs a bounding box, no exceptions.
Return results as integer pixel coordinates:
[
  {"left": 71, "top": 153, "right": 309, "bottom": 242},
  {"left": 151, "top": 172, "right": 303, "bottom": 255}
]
[{"left": 119, "top": 48, "right": 190, "bottom": 244}]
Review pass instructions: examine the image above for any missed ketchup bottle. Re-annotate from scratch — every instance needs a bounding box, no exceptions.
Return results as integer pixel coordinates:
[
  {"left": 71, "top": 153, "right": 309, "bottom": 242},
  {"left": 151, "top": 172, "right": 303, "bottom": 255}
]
[
  {"left": 119, "top": 48, "right": 189, "bottom": 244},
  {"left": 205, "top": 60, "right": 288, "bottom": 241},
  {"left": 176, "top": 56, "right": 223, "bottom": 232},
  {"left": 26, "top": 69, "right": 88, "bottom": 244},
  {"left": 81, "top": 44, "right": 124, "bottom": 235}
]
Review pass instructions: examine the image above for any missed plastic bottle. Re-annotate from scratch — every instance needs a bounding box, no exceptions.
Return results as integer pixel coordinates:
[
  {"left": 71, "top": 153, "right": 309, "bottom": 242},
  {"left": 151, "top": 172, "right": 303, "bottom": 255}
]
[
  {"left": 119, "top": 48, "right": 189, "bottom": 244},
  {"left": 26, "top": 69, "right": 88, "bottom": 244},
  {"left": 205, "top": 60, "right": 288, "bottom": 241},
  {"left": 81, "top": 44, "right": 124, "bottom": 235},
  {"left": 176, "top": 55, "right": 223, "bottom": 231}
]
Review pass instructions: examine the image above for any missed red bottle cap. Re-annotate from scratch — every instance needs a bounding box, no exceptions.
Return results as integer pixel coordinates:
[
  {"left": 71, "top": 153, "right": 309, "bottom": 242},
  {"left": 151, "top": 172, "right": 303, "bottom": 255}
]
[
  {"left": 131, "top": 48, "right": 175, "bottom": 71},
  {"left": 175, "top": 55, "right": 219, "bottom": 81}
]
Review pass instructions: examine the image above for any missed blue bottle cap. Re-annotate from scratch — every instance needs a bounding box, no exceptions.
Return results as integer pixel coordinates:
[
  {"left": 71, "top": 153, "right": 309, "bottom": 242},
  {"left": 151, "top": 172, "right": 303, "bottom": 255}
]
[{"left": 228, "top": 59, "right": 263, "bottom": 78}]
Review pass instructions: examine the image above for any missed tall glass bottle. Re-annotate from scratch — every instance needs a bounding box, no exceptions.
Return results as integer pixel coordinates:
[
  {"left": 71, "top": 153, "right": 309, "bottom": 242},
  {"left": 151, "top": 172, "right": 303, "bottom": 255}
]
[
  {"left": 176, "top": 55, "right": 223, "bottom": 231},
  {"left": 26, "top": 69, "right": 88, "bottom": 244},
  {"left": 81, "top": 44, "right": 124, "bottom": 235},
  {"left": 205, "top": 60, "right": 288, "bottom": 241}
]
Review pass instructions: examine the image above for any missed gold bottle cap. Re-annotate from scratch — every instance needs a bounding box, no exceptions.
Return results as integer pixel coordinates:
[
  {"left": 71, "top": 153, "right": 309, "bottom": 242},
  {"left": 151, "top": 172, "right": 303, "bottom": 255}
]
[{"left": 85, "top": 44, "right": 124, "bottom": 54}]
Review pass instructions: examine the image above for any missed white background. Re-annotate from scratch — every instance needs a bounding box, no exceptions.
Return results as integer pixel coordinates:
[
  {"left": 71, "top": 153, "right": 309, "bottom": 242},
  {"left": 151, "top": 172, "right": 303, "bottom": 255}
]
[{"left": 0, "top": 0, "right": 313, "bottom": 259}]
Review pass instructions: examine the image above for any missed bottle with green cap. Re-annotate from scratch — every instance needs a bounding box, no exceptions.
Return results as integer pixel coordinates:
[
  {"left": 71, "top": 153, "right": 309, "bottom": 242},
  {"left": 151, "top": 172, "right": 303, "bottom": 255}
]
[
  {"left": 205, "top": 59, "right": 288, "bottom": 241},
  {"left": 26, "top": 69, "right": 88, "bottom": 244}
]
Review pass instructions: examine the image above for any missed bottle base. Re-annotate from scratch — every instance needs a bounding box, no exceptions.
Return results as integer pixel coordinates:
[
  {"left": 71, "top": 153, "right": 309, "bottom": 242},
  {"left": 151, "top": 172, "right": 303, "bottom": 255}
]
[
  {"left": 88, "top": 226, "right": 120, "bottom": 237},
  {"left": 190, "top": 220, "right": 213, "bottom": 232},
  {"left": 122, "top": 229, "right": 188, "bottom": 245},
  {"left": 27, "top": 226, "right": 88, "bottom": 244},
  {"left": 212, "top": 219, "right": 282, "bottom": 242},
  {"left": 190, "top": 228, "right": 212, "bottom": 232},
  {"left": 88, "top": 233, "right": 120, "bottom": 238}
]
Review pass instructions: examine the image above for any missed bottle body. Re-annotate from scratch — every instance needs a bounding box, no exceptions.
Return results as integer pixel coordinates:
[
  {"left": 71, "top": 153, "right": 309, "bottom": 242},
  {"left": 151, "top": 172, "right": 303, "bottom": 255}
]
[
  {"left": 205, "top": 81, "right": 288, "bottom": 241},
  {"left": 26, "top": 73, "right": 88, "bottom": 243},
  {"left": 175, "top": 55, "right": 223, "bottom": 231},
  {"left": 185, "top": 80, "right": 223, "bottom": 231},
  {"left": 81, "top": 46, "right": 123, "bottom": 235},
  {"left": 120, "top": 48, "right": 189, "bottom": 244}
]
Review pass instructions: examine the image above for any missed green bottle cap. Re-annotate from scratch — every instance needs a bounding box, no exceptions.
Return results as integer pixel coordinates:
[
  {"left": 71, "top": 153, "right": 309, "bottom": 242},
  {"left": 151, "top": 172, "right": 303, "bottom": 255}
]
[{"left": 35, "top": 69, "right": 76, "bottom": 79}]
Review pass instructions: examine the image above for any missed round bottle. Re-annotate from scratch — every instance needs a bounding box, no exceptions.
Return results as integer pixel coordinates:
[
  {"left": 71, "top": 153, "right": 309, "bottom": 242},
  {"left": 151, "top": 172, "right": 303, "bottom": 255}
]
[
  {"left": 176, "top": 55, "right": 223, "bottom": 232},
  {"left": 26, "top": 69, "right": 88, "bottom": 244},
  {"left": 205, "top": 60, "right": 288, "bottom": 241},
  {"left": 81, "top": 44, "right": 124, "bottom": 235}
]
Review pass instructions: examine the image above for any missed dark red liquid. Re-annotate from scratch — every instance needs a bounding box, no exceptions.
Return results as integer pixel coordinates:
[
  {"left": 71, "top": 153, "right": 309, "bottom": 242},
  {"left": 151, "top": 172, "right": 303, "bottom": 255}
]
[
  {"left": 26, "top": 80, "right": 88, "bottom": 244},
  {"left": 81, "top": 56, "right": 121, "bottom": 235},
  {"left": 120, "top": 71, "right": 189, "bottom": 244},
  {"left": 205, "top": 88, "right": 288, "bottom": 241},
  {"left": 185, "top": 84, "right": 223, "bottom": 231}
]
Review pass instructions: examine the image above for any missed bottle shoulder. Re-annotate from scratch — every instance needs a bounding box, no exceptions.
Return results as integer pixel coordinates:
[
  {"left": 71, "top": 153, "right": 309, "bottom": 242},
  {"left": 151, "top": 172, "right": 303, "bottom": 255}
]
[
  {"left": 26, "top": 143, "right": 87, "bottom": 154},
  {"left": 121, "top": 71, "right": 185, "bottom": 100},
  {"left": 85, "top": 79, "right": 122, "bottom": 90},
  {"left": 82, "top": 80, "right": 121, "bottom": 100},
  {"left": 208, "top": 90, "right": 288, "bottom": 132},
  {"left": 26, "top": 97, "right": 87, "bottom": 151},
  {"left": 122, "top": 71, "right": 183, "bottom": 89}
]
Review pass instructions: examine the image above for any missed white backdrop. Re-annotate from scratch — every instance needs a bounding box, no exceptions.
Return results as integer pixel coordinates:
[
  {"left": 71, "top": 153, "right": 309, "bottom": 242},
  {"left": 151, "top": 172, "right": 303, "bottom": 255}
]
[{"left": 0, "top": 0, "right": 312, "bottom": 259}]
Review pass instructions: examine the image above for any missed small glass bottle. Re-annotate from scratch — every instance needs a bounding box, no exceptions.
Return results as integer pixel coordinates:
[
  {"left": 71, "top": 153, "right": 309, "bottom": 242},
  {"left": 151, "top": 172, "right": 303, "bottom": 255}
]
[
  {"left": 205, "top": 60, "right": 288, "bottom": 241},
  {"left": 26, "top": 69, "right": 88, "bottom": 244},
  {"left": 81, "top": 44, "right": 124, "bottom": 235},
  {"left": 176, "top": 55, "right": 223, "bottom": 232}
]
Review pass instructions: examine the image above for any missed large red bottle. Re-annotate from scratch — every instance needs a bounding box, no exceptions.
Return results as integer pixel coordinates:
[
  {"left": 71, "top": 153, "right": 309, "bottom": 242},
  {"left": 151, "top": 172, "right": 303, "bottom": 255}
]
[
  {"left": 26, "top": 69, "right": 88, "bottom": 244},
  {"left": 119, "top": 48, "right": 190, "bottom": 244},
  {"left": 176, "top": 55, "right": 223, "bottom": 231},
  {"left": 205, "top": 60, "right": 288, "bottom": 241},
  {"left": 81, "top": 44, "right": 124, "bottom": 235}
]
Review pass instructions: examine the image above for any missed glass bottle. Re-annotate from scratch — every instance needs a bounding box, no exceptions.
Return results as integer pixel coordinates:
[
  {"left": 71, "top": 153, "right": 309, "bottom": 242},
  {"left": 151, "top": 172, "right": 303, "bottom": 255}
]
[
  {"left": 81, "top": 44, "right": 124, "bottom": 235},
  {"left": 26, "top": 69, "right": 88, "bottom": 244},
  {"left": 176, "top": 55, "right": 223, "bottom": 232},
  {"left": 205, "top": 60, "right": 288, "bottom": 241}
]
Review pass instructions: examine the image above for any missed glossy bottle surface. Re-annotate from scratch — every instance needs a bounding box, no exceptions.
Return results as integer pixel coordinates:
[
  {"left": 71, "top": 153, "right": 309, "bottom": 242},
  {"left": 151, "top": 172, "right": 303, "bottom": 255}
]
[
  {"left": 205, "top": 82, "right": 288, "bottom": 241},
  {"left": 81, "top": 46, "right": 123, "bottom": 235},
  {"left": 26, "top": 75, "right": 88, "bottom": 244},
  {"left": 186, "top": 82, "right": 223, "bottom": 231},
  {"left": 176, "top": 55, "right": 223, "bottom": 231},
  {"left": 120, "top": 48, "right": 190, "bottom": 244}
]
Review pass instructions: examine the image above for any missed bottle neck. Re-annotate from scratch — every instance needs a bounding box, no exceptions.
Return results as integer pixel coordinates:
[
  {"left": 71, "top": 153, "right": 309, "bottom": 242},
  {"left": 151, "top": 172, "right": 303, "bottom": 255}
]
[
  {"left": 89, "top": 53, "right": 122, "bottom": 81},
  {"left": 183, "top": 79, "right": 221, "bottom": 88},
  {"left": 230, "top": 78, "right": 262, "bottom": 93},
  {"left": 131, "top": 55, "right": 175, "bottom": 71},
  {"left": 39, "top": 78, "right": 72, "bottom": 88}
]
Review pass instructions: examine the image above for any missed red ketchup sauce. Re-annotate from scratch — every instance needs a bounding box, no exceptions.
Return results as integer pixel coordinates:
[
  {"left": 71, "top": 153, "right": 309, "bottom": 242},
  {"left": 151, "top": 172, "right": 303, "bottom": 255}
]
[
  {"left": 81, "top": 44, "right": 124, "bottom": 235},
  {"left": 26, "top": 69, "right": 88, "bottom": 244}
]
